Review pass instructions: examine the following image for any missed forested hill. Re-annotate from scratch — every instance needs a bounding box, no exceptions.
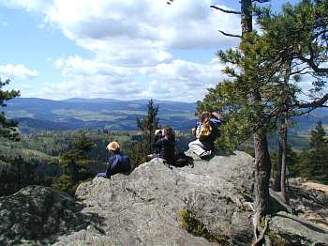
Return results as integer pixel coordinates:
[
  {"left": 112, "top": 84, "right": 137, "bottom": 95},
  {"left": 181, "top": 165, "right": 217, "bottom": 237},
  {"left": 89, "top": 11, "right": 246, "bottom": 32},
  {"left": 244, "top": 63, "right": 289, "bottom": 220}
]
[
  {"left": 5, "top": 98, "right": 197, "bottom": 132},
  {"left": 4, "top": 98, "right": 328, "bottom": 133}
]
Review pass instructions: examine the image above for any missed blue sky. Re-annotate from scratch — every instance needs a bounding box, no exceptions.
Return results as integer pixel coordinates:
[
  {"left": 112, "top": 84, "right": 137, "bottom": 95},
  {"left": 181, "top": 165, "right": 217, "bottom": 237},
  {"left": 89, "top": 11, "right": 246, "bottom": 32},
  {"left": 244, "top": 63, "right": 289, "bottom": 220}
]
[{"left": 0, "top": 0, "right": 300, "bottom": 102}]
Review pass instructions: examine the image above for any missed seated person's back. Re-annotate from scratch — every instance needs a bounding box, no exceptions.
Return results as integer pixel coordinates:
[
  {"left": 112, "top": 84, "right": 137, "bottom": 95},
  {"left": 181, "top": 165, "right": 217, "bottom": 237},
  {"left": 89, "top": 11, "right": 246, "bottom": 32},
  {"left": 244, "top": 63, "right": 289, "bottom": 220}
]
[
  {"left": 153, "top": 127, "right": 176, "bottom": 164},
  {"left": 97, "top": 141, "right": 131, "bottom": 178}
]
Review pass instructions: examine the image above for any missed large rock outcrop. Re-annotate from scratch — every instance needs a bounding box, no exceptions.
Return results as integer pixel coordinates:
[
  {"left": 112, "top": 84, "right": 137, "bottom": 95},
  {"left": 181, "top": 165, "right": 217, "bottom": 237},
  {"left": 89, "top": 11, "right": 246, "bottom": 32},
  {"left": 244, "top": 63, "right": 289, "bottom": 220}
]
[
  {"left": 0, "top": 185, "right": 101, "bottom": 245},
  {"left": 270, "top": 211, "right": 328, "bottom": 245},
  {"left": 1, "top": 151, "right": 327, "bottom": 245},
  {"left": 54, "top": 151, "right": 256, "bottom": 245}
]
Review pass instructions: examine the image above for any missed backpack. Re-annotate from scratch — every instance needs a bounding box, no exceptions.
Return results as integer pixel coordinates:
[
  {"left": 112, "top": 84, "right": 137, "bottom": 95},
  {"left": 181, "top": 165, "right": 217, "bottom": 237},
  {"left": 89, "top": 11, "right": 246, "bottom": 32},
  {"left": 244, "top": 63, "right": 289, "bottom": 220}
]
[{"left": 196, "top": 122, "right": 212, "bottom": 141}]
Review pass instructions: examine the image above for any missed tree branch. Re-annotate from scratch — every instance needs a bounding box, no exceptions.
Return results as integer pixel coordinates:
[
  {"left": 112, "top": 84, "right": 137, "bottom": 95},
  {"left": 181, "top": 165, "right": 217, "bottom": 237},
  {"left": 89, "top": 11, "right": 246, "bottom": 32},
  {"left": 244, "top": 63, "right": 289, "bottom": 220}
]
[
  {"left": 299, "top": 56, "right": 328, "bottom": 75},
  {"left": 296, "top": 93, "right": 328, "bottom": 109},
  {"left": 218, "top": 30, "right": 242, "bottom": 38},
  {"left": 252, "top": 0, "right": 270, "bottom": 3},
  {"left": 298, "top": 43, "right": 328, "bottom": 75},
  {"left": 210, "top": 5, "right": 241, "bottom": 15}
]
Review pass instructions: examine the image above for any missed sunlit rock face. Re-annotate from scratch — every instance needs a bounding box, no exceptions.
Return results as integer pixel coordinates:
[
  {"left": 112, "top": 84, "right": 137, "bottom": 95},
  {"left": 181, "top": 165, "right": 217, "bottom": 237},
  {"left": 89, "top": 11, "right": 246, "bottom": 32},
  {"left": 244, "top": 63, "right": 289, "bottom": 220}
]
[
  {"left": 55, "top": 151, "right": 256, "bottom": 245},
  {"left": 2, "top": 151, "right": 327, "bottom": 245}
]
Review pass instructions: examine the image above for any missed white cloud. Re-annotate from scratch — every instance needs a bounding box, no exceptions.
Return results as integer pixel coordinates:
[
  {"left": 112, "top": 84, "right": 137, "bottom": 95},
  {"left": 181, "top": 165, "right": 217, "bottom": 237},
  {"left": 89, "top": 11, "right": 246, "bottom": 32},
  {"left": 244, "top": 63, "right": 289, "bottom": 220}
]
[
  {"left": 34, "top": 56, "right": 224, "bottom": 102},
  {"left": 0, "top": 64, "right": 39, "bottom": 80},
  {"left": 0, "top": 0, "right": 240, "bottom": 101},
  {"left": 1, "top": 0, "right": 240, "bottom": 56},
  {"left": 0, "top": 0, "right": 50, "bottom": 12}
]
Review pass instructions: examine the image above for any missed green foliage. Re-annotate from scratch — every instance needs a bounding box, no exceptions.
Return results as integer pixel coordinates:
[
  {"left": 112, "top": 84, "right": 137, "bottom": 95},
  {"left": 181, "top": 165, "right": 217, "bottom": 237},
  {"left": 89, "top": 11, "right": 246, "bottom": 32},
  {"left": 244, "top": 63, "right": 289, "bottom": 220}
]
[
  {"left": 199, "top": 31, "right": 280, "bottom": 151},
  {"left": 297, "top": 121, "right": 328, "bottom": 184},
  {"left": 125, "top": 141, "right": 148, "bottom": 166},
  {"left": 58, "top": 131, "right": 95, "bottom": 191},
  {"left": 0, "top": 78, "right": 20, "bottom": 140},
  {"left": 0, "top": 155, "right": 51, "bottom": 196},
  {"left": 137, "top": 99, "right": 160, "bottom": 154},
  {"left": 0, "top": 130, "right": 139, "bottom": 196},
  {"left": 51, "top": 175, "right": 77, "bottom": 195},
  {"left": 177, "top": 209, "right": 229, "bottom": 244},
  {"left": 310, "top": 121, "right": 326, "bottom": 149},
  {"left": 256, "top": 0, "right": 328, "bottom": 102},
  {"left": 128, "top": 99, "right": 161, "bottom": 165},
  {"left": 271, "top": 145, "right": 300, "bottom": 177},
  {"left": 269, "top": 121, "right": 328, "bottom": 184},
  {"left": 199, "top": 0, "right": 328, "bottom": 153}
]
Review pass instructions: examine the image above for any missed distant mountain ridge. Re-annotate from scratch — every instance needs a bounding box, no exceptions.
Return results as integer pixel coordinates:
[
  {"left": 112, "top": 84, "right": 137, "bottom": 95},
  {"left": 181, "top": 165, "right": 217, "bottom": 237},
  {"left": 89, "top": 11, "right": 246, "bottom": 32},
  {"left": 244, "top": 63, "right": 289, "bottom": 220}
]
[
  {"left": 5, "top": 98, "right": 198, "bottom": 132},
  {"left": 4, "top": 98, "right": 328, "bottom": 133}
]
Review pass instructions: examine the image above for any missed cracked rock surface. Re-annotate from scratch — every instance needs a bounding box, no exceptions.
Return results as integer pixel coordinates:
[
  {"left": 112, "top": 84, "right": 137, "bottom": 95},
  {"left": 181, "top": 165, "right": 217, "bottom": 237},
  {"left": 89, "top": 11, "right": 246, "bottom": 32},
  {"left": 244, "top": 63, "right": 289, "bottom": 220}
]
[
  {"left": 2, "top": 150, "right": 326, "bottom": 245},
  {"left": 54, "top": 151, "right": 256, "bottom": 245}
]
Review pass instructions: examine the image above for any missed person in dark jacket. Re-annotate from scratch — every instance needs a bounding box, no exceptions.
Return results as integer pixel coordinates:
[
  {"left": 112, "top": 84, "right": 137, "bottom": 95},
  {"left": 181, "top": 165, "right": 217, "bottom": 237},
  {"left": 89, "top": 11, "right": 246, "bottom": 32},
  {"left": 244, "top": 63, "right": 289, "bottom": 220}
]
[
  {"left": 96, "top": 141, "right": 131, "bottom": 178},
  {"left": 188, "top": 111, "right": 223, "bottom": 158},
  {"left": 150, "top": 127, "right": 176, "bottom": 164}
]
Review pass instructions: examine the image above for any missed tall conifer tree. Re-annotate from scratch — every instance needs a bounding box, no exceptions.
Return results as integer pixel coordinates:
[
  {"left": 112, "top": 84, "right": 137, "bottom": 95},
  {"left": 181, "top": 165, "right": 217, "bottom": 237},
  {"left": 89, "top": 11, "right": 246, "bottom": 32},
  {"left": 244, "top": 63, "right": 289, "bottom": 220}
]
[
  {"left": 137, "top": 99, "right": 160, "bottom": 154},
  {"left": 0, "top": 78, "right": 20, "bottom": 140}
]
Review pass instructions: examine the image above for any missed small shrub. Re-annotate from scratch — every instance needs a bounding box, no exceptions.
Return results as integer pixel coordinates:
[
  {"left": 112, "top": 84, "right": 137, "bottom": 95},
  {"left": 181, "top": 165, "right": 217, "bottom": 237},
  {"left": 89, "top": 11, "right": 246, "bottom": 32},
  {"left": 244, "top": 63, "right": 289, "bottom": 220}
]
[{"left": 177, "top": 209, "right": 230, "bottom": 244}]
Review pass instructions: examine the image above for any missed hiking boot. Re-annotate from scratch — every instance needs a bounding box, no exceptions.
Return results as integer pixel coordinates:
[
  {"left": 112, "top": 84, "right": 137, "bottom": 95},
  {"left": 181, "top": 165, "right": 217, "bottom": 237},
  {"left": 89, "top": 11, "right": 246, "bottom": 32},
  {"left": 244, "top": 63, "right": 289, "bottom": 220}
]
[
  {"left": 184, "top": 149, "right": 202, "bottom": 160},
  {"left": 199, "top": 150, "right": 212, "bottom": 158}
]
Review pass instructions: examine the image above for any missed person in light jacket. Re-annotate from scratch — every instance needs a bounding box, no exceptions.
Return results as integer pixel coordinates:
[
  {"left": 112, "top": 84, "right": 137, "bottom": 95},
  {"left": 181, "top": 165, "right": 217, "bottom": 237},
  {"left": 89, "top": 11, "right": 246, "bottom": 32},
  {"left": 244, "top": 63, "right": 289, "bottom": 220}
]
[{"left": 188, "top": 111, "right": 223, "bottom": 158}]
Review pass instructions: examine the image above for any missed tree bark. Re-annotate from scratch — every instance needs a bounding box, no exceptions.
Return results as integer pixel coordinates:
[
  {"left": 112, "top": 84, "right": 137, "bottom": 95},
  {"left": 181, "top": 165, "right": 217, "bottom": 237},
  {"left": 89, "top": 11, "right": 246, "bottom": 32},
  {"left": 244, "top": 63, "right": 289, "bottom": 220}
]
[
  {"left": 240, "top": 0, "right": 272, "bottom": 222},
  {"left": 254, "top": 131, "right": 272, "bottom": 218},
  {"left": 279, "top": 61, "right": 292, "bottom": 203},
  {"left": 280, "top": 112, "right": 288, "bottom": 203},
  {"left": 274, "top": 129, "right": 282, "bottom": 191},
  {"left": 241, "top": 0, "right": 252, "bottom": 34}
]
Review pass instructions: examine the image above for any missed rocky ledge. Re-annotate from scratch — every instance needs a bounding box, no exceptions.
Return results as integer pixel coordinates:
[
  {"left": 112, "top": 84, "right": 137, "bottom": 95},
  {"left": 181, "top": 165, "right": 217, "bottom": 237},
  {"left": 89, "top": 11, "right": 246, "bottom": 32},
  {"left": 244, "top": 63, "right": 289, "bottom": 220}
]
[{"left": 1, "top": 151, "right": 327, "bottom": 245}]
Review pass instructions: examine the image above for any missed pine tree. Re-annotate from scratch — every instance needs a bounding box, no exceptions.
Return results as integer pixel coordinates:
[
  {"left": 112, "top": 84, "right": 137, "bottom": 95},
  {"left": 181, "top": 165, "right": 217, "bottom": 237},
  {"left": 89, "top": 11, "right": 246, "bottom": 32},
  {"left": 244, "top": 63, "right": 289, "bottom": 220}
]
[
  {"left": 299, "top": 121, "right": 328, "bottom": 184},
  {"left": 0, "top": 78, "right": 20, "bottom": 140},
  {"left": 169, "top": 0, "right": 327, "bottom": 243},
  {"left": 54, "top": 131, "right": 95, "bottom": 193},
  {"left": 137, "top": 99, "right": 160, "bottom": 154},
  {"left": 201, "top": 5, "right": 275, "bottom": 240},
  {"left": 201, "top": 0, "right": 327, "bottom": 243},
  {"left": 256, "top": 0, "right": 328, "bottom": 199},
  {"left": 310, "top": 121, "right": 326, "bottom": 149}
]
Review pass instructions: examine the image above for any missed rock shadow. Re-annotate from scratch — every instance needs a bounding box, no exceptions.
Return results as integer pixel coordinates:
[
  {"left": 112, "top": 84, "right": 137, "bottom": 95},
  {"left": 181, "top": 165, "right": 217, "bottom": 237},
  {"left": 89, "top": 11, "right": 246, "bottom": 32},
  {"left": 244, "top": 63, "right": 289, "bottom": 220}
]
[{"left": 0, "top": 185, "right": 106, "bottom": 245}]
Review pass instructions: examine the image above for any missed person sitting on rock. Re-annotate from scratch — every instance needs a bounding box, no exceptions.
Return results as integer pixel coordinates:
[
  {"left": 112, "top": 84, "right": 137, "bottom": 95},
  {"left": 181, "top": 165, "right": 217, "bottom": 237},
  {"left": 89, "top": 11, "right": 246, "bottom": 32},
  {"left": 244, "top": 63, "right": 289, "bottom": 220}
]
[
  {"left": 188, "top": 111, "right": 223, "bottom": 158},
  {"left": 97, "top": 141, "right": 131, "bottom": 178},
  {"left": 148, "top": 127, "right": 176, "bottom": 165}
]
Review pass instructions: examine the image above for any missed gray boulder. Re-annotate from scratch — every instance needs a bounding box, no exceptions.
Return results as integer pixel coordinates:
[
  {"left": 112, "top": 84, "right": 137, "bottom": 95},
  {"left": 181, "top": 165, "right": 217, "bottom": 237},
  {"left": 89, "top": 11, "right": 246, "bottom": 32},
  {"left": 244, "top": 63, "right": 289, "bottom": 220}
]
[
  {"left": 54, "top": 151, "right": 256, "bottom": 245},
  {"left": 269, "top": 211, "right": 328, "bottom": 245},
  {"left": 0, "top": 185, "right": 101, "bottom": 245},
  {"left": 2, "top": 150, "right": 326, "bottom": 245}
]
